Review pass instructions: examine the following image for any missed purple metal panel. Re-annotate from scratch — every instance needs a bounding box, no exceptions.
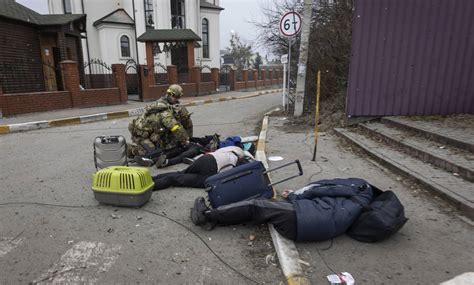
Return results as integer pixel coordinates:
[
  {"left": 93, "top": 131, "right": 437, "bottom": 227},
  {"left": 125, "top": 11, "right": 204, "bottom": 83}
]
[{"left": 347, "top": 0, "right": 474, "bottom": 116}]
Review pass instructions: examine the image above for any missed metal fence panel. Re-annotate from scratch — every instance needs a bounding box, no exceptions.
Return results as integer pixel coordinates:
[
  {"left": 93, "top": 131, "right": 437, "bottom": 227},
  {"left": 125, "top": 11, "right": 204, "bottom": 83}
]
[{"left": 347, "top": 0, "right": 474, "bottom": 116}]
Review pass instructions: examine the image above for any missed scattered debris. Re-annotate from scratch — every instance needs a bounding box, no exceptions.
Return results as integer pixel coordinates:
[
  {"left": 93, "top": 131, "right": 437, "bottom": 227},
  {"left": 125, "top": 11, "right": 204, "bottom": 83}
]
[
  {"left": 67, "top": 240, "right": 74, "bottom": 244},
  {"left": 265, "top": 253, "right": 278, "bottom": 266},
  {"left": 439, "top": 145, "right": 446, "bottom": 149},
  {"left": 453, "top": 173, "right": 460, "bottom": 176},
  {"left": 136, "top": 216, "right": 142, "bottom": 220},
  {"left": 298, "top": 259, "right": 310, "bottom": 267},
  {"left": 137, "top": 267, "right": 144, "bottom": 272},
  {"left": 107, "top": 228, "right": 114, "bottom": 233},
  {"left": 110, "top": 214, "right": 120, "bottom": 219},
  {"left": 247, "top": 241, "right": 253, "bottom": 247},
  {"left": 327, "top": 272, "right": 355, "bottom": 285},
  {"left": 249, "top": 235, "right": 256, "bottom": 241}
]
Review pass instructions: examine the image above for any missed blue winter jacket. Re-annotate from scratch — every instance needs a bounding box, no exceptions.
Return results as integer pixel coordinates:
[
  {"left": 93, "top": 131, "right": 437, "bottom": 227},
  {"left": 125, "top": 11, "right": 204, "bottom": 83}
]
[{"left": 287, "top": 178, "right": 373, "bottom": 242}]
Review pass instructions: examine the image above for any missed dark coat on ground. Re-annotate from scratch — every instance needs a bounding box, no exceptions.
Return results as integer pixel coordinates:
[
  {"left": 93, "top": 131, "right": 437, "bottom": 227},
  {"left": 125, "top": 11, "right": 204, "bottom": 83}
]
[{"left": 287, "top": 178, "right": 373, "bottom": 242}]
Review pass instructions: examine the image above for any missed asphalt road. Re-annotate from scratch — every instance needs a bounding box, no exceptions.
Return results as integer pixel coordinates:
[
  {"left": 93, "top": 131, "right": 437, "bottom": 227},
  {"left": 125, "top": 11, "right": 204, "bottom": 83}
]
[{"left": 0, "top": 94, "right": 284, "bottom": 284}]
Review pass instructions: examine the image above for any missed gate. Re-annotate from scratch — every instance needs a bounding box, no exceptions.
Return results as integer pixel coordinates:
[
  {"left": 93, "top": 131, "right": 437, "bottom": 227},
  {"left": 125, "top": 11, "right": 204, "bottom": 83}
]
[
  {"left": 82, "top": 59, "right": 114, "bottom": 89},
  {"left": 219, "top": 65, "right": 231, "bottom": 91},
  {"left": 125, "top": 59, "right": 141, "bottom": 100},
  {"left": 200, "top": 65, "right": 212, "bottom": 82},
  {"left": 154, "top": 63, "right": 168, "bottom": 85}
]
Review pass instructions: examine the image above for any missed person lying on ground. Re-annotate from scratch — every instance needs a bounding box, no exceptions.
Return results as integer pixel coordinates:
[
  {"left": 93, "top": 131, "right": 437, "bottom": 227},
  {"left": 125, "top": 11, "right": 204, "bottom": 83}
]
[
  {"left": 190, "top": 178, "right": 374, "bottom": 241},
  {"left": 136, "top": 134, "right": 220, "bottom": 168},
  {"left": 152, "top": 146, "right": 254, "bottom": 190}
]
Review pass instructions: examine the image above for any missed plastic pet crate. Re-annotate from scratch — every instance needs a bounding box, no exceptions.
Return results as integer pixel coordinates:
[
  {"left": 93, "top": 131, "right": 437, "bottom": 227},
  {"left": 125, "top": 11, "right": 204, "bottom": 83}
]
[{"left": 92, "top": 166, "right": 154, "bottom": 207}]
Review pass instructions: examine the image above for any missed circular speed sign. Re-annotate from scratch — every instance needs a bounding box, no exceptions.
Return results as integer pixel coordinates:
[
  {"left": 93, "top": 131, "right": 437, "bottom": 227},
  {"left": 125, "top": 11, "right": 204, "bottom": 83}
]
[{"left": 279, "top": 11, "right": 302, "bottom": 37}]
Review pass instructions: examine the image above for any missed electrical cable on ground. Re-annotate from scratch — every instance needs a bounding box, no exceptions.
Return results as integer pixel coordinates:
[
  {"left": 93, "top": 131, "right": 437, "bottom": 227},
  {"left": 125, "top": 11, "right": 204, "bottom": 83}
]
[{"left": 0, "top": 201, "right": 259, "bottom": 284}]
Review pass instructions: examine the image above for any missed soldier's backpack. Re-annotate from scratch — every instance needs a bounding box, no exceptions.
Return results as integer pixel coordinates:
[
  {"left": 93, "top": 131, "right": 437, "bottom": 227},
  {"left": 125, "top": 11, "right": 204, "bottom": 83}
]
[{"left": 347, "top": 186, "right": 408, "bottom": 243}]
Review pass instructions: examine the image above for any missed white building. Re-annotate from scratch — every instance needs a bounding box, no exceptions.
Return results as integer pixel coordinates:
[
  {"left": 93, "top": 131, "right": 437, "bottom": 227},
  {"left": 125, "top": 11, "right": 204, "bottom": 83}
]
[{"left": 48, "top": 0, "right": 223, "bottom": 71}]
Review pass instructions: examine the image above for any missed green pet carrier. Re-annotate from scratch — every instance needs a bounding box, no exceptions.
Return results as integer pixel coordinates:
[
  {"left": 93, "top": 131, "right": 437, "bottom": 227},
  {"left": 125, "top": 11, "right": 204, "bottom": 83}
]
[{"left": 92, "top": 166, "right": 154, "bottom": 207}]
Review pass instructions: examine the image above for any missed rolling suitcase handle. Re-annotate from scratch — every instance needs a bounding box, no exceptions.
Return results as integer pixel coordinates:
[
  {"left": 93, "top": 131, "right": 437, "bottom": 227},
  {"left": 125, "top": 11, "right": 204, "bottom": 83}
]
[{"left": 264, "top": 159, "right": 303, "bottom": 186}]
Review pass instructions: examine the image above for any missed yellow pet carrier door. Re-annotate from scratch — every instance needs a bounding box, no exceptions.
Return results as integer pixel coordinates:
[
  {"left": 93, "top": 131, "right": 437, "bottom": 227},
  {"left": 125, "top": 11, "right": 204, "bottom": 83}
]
[{"left": 92, "top": 166, "right": 154, "bottom": 207}]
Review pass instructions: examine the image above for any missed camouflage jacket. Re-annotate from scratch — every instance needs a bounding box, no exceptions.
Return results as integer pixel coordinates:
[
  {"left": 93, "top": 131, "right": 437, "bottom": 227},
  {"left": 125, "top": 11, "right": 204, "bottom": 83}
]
[{"left": 136, "top": 97, "right": 191, "bottom": 148}]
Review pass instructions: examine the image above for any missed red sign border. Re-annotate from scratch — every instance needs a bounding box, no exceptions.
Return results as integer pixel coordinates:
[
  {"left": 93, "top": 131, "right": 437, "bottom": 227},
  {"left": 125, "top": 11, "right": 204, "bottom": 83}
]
[{"left": 279, "top": 11, "right": 302, "bottom": 37}]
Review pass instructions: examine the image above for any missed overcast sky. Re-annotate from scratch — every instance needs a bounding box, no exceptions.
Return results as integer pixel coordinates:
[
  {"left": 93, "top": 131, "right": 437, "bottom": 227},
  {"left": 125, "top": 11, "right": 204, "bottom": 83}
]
[
  {"left": 17, "top": 0, "right": 273, "bottom": 56},
  {"left": 219, "top": 0, "right": 272, "bottom": 55}
]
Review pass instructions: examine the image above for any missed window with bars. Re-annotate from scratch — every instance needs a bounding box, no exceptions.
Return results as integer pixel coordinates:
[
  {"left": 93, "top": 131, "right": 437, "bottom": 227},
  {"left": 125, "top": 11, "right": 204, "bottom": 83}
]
[
  {"left": 202, "top": 18, "right": 209, "bottom": 58},
  {"left": 144, "top": 0, "right": 154, "bottom": 30},
  {"left": 171, "top": 0, "right": 185, "bottom": 29}
]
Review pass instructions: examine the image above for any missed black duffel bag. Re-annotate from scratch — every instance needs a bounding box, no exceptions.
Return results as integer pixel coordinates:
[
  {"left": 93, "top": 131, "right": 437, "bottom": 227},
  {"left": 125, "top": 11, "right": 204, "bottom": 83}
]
[{"left": 347, "top": 186, "right": 408, "bottom": 243}]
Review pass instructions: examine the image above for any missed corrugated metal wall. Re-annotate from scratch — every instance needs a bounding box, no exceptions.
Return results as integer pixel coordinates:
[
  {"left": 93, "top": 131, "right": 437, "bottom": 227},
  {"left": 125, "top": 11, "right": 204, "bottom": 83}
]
[{"left": 346, "top": 0, "right": 474, "bottom": 116}]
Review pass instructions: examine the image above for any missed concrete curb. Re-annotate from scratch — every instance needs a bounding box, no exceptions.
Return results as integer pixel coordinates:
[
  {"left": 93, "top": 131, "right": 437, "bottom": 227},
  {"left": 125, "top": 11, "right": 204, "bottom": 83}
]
[
  {"left": 256, "top": 114, "right": 311, "bottom": 285},
  {"left": 0, "top": 89, "right": 282, "bottom": 135}
]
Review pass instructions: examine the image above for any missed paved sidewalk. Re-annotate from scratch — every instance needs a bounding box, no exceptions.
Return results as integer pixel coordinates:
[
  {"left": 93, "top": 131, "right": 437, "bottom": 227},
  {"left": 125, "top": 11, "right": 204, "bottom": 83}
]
[
  {"left": 264, "top": 114, "right": 473, "bottom": 284},
  {"left": 0, "top": 88, "right": 282, "bottom": 134}
]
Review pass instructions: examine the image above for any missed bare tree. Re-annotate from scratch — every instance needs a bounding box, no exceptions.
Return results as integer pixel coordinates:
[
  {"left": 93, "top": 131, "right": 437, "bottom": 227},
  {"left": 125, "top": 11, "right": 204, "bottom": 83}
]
[
  {"left": 227, "top": 32, "right": 254, "bottom": 70},
  {"left": 254, "top": 0, "right": 354, "bottom": 115}
]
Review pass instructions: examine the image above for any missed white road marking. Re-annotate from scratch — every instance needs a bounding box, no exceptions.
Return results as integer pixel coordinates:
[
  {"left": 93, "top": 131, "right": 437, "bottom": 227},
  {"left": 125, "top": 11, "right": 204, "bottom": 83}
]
[
  {"left": 32, "top": 241, "right": 121, "bottom": 284},
  {"left": 0, "top": 236, "right": 24, "bottom": 257}
]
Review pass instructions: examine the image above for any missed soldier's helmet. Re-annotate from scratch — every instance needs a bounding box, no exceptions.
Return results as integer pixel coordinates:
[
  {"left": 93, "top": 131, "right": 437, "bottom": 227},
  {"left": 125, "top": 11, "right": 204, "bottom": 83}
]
[{"left": 167, "top": 84, "right": 183, "bottom": 98}]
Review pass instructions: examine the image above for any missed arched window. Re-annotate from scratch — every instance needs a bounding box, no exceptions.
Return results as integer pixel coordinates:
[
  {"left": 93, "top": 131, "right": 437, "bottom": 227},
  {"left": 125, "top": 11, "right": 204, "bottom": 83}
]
[
  {"left": 120, "top": 35, "right": 131, "bottom": 57},
  {"left": 202, "top": 18, "right": 209, "bottom": 58}
]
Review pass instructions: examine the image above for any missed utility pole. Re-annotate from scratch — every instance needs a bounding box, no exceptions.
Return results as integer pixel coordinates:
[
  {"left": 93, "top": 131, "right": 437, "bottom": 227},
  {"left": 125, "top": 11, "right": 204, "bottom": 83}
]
[{"left": 293, "top": 0, "right": 313, "bottom": 117}]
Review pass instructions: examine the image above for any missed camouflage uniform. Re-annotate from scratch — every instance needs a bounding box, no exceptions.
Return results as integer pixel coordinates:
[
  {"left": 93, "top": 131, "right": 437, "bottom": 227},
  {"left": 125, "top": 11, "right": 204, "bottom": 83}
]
[
  {"left": 173, "top": 104, "right": 193, "bottom": 138},
  {"left": 128, "top": 85, "right": 192, "bottom": 156}
]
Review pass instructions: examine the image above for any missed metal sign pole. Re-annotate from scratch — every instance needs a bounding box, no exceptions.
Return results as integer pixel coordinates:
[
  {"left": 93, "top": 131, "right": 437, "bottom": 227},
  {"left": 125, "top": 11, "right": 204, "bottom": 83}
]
[
  {"left": 282, "top": 62, "right": 287, "bottom": 108},
  {"left": 287, "top": 38, "right": 291, "bottom": 111}
]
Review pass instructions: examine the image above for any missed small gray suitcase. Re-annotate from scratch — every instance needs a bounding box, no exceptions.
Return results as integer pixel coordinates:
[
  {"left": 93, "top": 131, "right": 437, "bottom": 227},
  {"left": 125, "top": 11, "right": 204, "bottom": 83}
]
[{"left": 93, "top": 135, "right": 128, "bottom": 170}]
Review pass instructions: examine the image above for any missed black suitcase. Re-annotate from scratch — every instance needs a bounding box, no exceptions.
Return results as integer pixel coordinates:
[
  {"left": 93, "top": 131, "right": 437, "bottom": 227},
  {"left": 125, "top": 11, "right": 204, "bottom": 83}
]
[
  {"left": 93, "top": 135, "right": 128, "bottom": 170},
  {"left": 205, "top": 160, "right": 303, "bottom": 208}
]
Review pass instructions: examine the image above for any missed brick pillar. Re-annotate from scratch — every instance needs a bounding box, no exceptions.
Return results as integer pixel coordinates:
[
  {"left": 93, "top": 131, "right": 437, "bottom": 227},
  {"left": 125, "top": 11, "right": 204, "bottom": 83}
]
[
  {"left": 229, "top": 69, "right": 236, "bottom": 91},
  {"left": 190, "top": 66, "right": 201, "bottom": 95},
  {"left": 167, "top": 65, "right": 177, "bottom": 85},
  {"left": 242, "top": 69, "right": 248, "bottom": 89},
  {"left": 261, "top": 69, "right": 267, "bottom": 86},
  {"left": 253, "top": 69, "right": 258, "bottom": 89},
  {"left": 60, "top": 60, "right": 81, "bottom": 107},
  {"left": 211, "top": 68, "right": 219, "bottom": 90},
  {"left": 139, "top": 65, "right": 152, "bottom": 102},
  {"left": 57, "top": 32, "right": 68, "bottom": 61},
  {"left": 112, "top": 64, "right": 127, "bottom": 103}
]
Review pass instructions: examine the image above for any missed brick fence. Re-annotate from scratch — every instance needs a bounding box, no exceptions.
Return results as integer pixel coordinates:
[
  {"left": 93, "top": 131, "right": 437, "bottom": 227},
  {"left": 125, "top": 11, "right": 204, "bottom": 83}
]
[
  {"left": 0, "top": 60, "right": 283, "bottom": 116},
  {"left": 0, "top": 60, "right": 126, "bottom": 116}
]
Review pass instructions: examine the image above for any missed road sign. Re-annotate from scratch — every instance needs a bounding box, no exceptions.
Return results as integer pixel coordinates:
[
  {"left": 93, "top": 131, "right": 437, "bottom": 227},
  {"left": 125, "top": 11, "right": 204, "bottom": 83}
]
[
  {"left": 281, "top": 54, "right": 288, "bottom": 64},
  {"left": 279, "top": 11, "right": 302, "bottom": 37}
]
